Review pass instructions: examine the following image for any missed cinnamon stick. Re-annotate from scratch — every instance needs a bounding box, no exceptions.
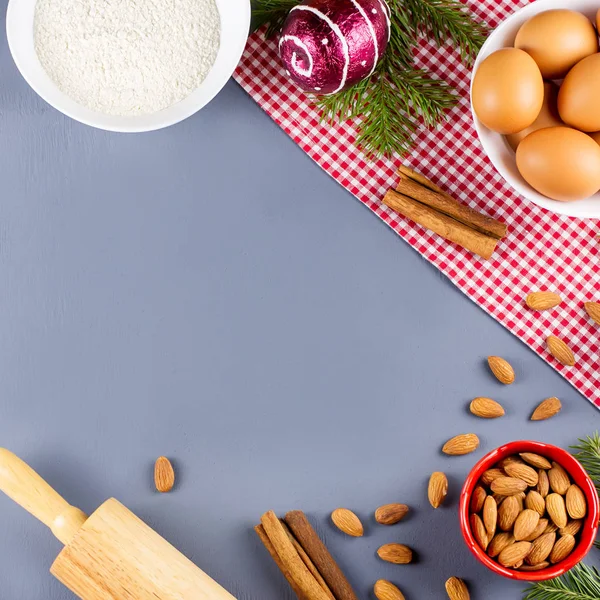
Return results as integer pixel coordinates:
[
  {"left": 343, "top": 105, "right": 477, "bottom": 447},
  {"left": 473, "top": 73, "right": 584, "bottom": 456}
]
[
  {"left": 285, "top": 510, "right": 359, "bottom": 600},
  {"left": 281, "top": 521, "right": 336, "bottom": 600},
  {"left": 396, "top": 177, "right": 507, "bottom": 240},
  {"left": 261, "top": 511, "right": 330, "bottom": 600},
  {"left": 383, "top": 189, "right": 499, "bottom": 260},
  {"left": 399, "top": 164, "right": 447, "bottom": 195},
  {"left": 255, "top": 524, "right": 308, "bottom": 600}
]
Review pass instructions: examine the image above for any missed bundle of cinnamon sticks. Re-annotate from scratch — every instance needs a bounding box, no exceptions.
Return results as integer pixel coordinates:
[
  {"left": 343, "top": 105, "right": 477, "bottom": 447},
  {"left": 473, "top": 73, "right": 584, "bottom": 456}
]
[
  {"left": 255, "top": 510, "right": 358, "bottom": 600},
  {"left": 382, "top": 165, "right": 508, "bottom": 260}
]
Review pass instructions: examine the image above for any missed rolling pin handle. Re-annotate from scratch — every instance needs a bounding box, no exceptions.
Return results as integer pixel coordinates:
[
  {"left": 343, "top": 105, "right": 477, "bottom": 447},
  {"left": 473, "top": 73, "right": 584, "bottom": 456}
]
[
  {"left": 0, "top": 448, "right": 89, "bottom": 545},
  {"left": 51, "top": 506, "right": 89, "bottom": 545}
]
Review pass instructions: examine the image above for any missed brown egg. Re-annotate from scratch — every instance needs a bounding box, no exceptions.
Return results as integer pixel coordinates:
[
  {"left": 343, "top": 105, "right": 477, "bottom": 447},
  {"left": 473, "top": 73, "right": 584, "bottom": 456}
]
[
  {"left": 514, "top": 10, "right": 598, "bottom": 79},
  {"left": 505, "top": 82, "right": 562, "bottom": 151},
  {"left": 590, "top": 131, "right": 600, "bottom": 146},
  {"left": 558, "top": 54, "right": 600, "bottom": 132},
  {"left": 472, "top": 48, "right": 544, "bottom": 134},
  {"left": 516, "top": 127, "right": 600, "bottom": 201}
]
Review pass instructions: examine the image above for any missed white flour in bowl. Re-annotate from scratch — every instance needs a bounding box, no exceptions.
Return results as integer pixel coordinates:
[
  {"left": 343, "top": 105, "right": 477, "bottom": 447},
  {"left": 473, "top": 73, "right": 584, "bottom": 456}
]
[{"left": 34, "top": 0, "right": 221, "bottom": 116}]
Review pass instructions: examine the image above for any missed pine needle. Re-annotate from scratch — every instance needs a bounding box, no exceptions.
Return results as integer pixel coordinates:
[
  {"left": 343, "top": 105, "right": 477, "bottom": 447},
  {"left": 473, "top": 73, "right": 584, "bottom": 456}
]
[
  {"left": 401, "top": 0, "right": 489, "bottom": 66},
  {"left": 251, "top": 0, "right": 297, "bottom": 37},
  {"left": 523, "top": 563, "right": 600, "bottom": 600},
  {"left": 250, "top": 0, "right": 489, "bottom": 157},
  {"left": 571, "top": 432, "right": 600, "bottom": 495}
]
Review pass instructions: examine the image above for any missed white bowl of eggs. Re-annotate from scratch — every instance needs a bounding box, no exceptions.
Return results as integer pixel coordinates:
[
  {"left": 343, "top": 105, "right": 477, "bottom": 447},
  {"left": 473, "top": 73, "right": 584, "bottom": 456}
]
[
  {"left": 6, "top": 0, "right": 251, "bottom": 132},
  {"left": 470, "top": 0, "right": 600, "bottom": 218}
]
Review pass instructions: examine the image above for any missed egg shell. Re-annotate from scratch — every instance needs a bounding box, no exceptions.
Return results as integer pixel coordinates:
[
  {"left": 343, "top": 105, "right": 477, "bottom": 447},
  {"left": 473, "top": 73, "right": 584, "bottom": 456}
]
[
  {"left": 558, "top": 54, "right": 600, "bottom": 132},
  {"left": 514, "top": 9, "right": 598, "bottom": 80},
  {"left": 472, "top": 48, "right": 544, "bottom": 135},
  {"left": 516, "top": 126, "right": 600, "bottom": 202},
  {"left": 505, "top": 82, "right": 562, "bottom": 151}
]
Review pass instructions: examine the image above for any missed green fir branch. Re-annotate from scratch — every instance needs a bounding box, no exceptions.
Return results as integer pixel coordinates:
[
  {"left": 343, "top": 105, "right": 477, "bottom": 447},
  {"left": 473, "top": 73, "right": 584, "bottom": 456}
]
[
  {"left": 571, "top": 432, "right": 600, "bottom": 495},
  {"left": 400, "top": 0, "right": 488, "bottom": 66},
  {"left": 250, "top": 0, "right": 489, "bottom": 157},
  {"left": 316, "top": 48, "right": 456, "bottom": 156},
  {"left": 251, "top": 0, "right": 297, "bottom": 37},
  {"left": 523, "top": 563, "right": 600, "bottom": 600}
]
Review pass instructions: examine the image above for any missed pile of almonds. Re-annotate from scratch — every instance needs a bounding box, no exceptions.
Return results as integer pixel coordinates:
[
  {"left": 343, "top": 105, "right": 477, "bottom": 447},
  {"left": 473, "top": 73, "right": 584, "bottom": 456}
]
[{"left": 470, "top": 453, "right": 587, "bottom": 571}]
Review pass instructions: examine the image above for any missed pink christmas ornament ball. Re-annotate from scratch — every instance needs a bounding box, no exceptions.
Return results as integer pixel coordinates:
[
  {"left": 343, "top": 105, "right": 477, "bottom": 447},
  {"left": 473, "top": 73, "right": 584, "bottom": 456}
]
[{"left": 279, "top": 0, "right": 391, "bottom": 95}]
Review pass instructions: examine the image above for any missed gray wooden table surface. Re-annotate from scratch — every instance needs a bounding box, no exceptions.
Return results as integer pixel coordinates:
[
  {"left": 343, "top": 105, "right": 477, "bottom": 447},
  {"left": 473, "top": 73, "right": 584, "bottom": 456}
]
[{"left": 0, "top": 15, "right": 598, "bottom": 598}]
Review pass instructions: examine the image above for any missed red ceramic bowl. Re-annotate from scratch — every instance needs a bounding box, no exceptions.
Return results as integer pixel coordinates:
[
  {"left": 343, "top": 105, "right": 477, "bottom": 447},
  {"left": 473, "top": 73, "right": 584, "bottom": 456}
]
[{"left": 460, "top": 440, "right": 599, "bottom": 581}]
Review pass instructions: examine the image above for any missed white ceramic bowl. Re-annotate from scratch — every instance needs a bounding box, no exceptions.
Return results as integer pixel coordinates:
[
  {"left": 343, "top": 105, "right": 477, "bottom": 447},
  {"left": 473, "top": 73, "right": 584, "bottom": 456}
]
[
  {"left": 6, "top": 0, "right": 250, "bottom": 132},
  {"left": 470, "top": 0, "right": 600, "bottom": 218}
]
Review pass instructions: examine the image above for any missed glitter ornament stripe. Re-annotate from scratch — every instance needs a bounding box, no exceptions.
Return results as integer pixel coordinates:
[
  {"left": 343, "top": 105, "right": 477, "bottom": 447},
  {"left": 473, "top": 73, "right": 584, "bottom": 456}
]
[{"left": 350, "top": 0, "right": 379, "bottom": 76}]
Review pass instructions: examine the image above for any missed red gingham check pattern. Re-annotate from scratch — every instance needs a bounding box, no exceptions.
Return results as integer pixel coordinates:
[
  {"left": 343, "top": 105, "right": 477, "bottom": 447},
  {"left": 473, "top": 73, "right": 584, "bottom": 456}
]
[{"left": 233, "top": 0, "right": 600, "bottom": 407}]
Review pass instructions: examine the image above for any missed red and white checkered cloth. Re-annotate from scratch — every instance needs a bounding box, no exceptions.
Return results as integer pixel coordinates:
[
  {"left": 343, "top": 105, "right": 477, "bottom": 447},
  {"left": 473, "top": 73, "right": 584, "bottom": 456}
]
[{"left": 233, "top": 0, "right": 600, "bottom": 407}]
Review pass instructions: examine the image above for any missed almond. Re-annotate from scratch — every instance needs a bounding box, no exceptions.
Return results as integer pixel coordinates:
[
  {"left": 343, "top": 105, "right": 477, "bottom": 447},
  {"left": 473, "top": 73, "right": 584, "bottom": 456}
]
[
  {"left": 470, "top": 486, "right": 487, "bottom": 514},
  {"left": 492, "top": 493, "right": 506, "bottom": 505},
  {"left": 488, "top": 356, "right": 515, "bottom": 384},
  {"left": 498, "top": 541, "right": 532, "bottom": 568},
  {"left": 513, "top": 491, "right": 526, "bottom": 511},
  {"left": 520, "top": 453, "right": 552, "bottom": 470},
  {"left": 481, "top": 468, "right": 505, "bottom": 486},
  {"left": 491, "top": 477, "right": 528, "bottom": 496},
  {"left": 428, "top": 472, "right": 448, "bottom": 509},
  {"left": 442, "top": 434, "right": 480, "bottom": 456},
  {"left": 524, "top": 518, "right": 549, "bottom": 542},
  {"left": 487, "top": 532, "right": 514, "bottom": 558},
  {"left": 445, "top": 577, "right": 470, "bottom": 600},
  {"left": 375, "top": 504, "right": 409, "bottom": 525},
  {"left": 483, "top": 496, "right": 497, "bottom": 538},
  {"left": 526, "top": 532, "right": 555, "bottom": 565},
  {"left": 154, "top": 456, "right": 175, "bottom": 493},
  {"left": 549, "top": 534, "right": 575, "bottom": 564},
  {"left": 547, "top": 336, "right": 575, "bottom": 367},
  {"left": 374, "top": 580, "right": 405, "bottom": 600},
  {"left": 520, "top": 561, "right": 550, "bottom": 571},
  {"left": 498, "top": 495, "right": 521, "bottom": 531},
  {"left": 377, "top": 544, "right": 413, "bottom": 564},
  {"left": 565, "top": 484, "right": 587, "bottom": 519},
  {"left": 548, "top": 463, "right": 571, "bottom": 495},
  {"left": 331, "top": 508, "right": 364, "bottom": 537},
  {"left": 544, "top": 521, "right": 558, "bottom": 534},
  {"left": 537, "top": 470, "right": 550, "bottom": 498},
  {"left": 470, "top": 513, "right": 488, "bottom": 551},
  {"left": 531, "top": 397, "right": 562, "bottom": 421},
  {"left": 498, "top": 456, "right": 524, "bottom": 469},
  {"left": 584, "top": 302, "right": 600, "bottom": 325},
  {"left": 525, "top": 491, "right": 546, "bottom": 517},
  {"left": 514, "top": 509, "right": 540, "bottom": 541},
  {"left": 504, "top": 462, "right": 539, "bottom": 486},
  {"left": 470, "top": 397, "right": 505, "bottom": 419},
  {"left": 526, "top": 291, "right": 562, "bottom": 311},
  {"left": 546, "top": 493, "right": 568, "bottom": 528},
  {"left": 559, "top": 519, "right": 583, "bottom": 536}
]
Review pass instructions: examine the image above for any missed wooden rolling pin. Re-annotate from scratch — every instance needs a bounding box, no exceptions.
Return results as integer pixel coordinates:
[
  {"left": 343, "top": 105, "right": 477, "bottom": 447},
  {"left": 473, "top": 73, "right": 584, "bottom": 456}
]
[{"left": 0, "top": 448, "right": 237, "bottom": 600}]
